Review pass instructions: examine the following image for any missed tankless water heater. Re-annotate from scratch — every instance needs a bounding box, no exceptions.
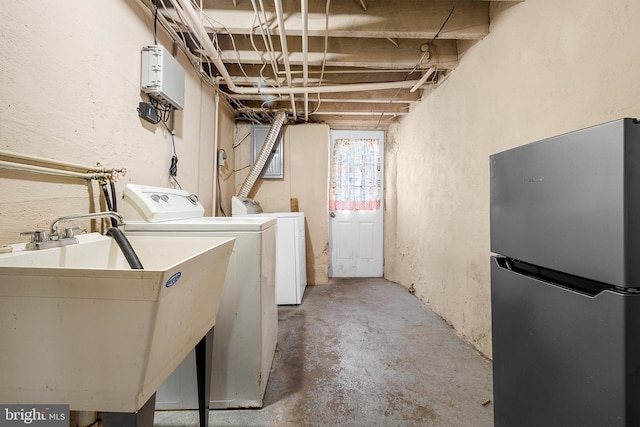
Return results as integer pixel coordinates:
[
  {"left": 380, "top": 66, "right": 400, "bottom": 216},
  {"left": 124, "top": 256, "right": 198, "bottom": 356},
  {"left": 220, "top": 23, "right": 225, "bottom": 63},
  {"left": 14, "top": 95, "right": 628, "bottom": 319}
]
[{"left": 140, "top": 44, "right": 185, "bottom": 110}]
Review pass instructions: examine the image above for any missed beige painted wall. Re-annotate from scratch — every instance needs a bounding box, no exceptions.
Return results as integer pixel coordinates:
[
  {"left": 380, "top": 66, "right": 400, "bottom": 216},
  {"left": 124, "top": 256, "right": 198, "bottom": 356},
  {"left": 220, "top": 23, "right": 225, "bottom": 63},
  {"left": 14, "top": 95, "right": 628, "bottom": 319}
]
[
  {"left": 0, "top": 1, "right": 233, "bottom": 243},
  {"left": 234, "top": 123, "right": 330, "bottom": 284},
  {"left": 215, "top": 98, "right": 237, "bottom": 216},
  {"left": 384, "top": 0, "right": 640, "bottom": 357}
]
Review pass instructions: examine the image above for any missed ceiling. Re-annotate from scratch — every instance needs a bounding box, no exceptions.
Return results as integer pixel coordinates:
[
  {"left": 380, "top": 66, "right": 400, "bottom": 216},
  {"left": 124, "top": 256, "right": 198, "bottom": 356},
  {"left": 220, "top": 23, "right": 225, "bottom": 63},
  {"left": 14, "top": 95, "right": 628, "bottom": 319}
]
[{"left": 139, "top": 0, "right": 522, "bottom": 129}]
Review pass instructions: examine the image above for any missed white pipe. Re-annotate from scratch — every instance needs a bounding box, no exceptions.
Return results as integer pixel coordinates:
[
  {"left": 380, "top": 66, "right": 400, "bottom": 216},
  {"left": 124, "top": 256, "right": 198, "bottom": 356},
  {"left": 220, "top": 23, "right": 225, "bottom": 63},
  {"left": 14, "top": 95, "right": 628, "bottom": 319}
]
[
  {"left": 172, "top": 0, "right": 233, "bottom": 79},
  {"left": 410, "top": 67, "right": 437, "bottom": 92},
  {"left": 250, "top": 0, "right": 279, "bottom": 80},
  {"left": 0, "top": 150, "right": 123, "bottom": 174},
  {"left": 301, "top": 0, "right": 309, "bottom": 122},
  {"left": 0, "top": 160, "right": 113, "bottom": 180},
  {"left": 274, "top": 0, "right": 297, "bottom": 119},
  {"left": 273, "top": 79, "right": 424, "bottom": 94},
  {"left": 212, "top": 90, "right": 220, "bottom": 215},
  {"left": 258, "top": 0, "right": 280, "bottom": 76},
  {"left": 171, "top": 0, "right": 424, "bottom": 96},
  {"left": 227, "top": 76, "right": 424, "bottom": 94}
]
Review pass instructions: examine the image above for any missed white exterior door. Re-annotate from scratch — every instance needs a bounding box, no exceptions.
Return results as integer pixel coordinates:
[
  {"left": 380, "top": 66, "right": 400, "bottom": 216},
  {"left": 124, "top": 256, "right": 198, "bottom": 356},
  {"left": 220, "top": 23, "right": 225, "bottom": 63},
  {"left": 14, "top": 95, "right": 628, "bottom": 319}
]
[{"left": 329, "top": 129, "right": 384, "bottom": 277}]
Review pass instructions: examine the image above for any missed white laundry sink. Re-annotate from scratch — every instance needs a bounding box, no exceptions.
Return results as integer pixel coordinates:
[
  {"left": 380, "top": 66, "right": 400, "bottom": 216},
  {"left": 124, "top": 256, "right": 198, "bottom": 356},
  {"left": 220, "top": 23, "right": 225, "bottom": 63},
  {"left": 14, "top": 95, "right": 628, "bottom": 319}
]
[{"left": 0, "top": 232, "right": 234, "bottom": 413}]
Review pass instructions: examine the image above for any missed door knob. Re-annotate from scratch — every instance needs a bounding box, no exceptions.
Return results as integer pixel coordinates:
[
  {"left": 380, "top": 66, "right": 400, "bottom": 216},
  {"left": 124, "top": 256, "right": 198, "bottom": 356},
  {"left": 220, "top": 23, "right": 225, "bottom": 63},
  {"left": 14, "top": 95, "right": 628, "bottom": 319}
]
[{"left": 330, "top": 211, "right": 336, "bottom": 218}]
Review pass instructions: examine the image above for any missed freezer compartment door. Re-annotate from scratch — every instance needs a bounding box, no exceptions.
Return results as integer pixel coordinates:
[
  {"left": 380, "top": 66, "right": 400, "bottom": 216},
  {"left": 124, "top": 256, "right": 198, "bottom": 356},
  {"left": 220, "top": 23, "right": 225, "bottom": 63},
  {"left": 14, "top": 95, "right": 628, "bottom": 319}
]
[
  {"left": 490, "top": 118, "right": 640, "bottom": 287},
  {"left": 491, "top": 257, "right": 640, "bottom": 427}
]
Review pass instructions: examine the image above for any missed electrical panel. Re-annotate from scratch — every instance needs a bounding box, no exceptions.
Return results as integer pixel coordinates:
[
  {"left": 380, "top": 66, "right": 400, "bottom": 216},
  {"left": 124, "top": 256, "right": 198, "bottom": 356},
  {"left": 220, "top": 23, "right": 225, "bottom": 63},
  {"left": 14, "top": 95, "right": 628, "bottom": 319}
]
[
  {"left": 251, "top": 125, "right": 283, "bottom": 179},
  {"left": 140, "top": 45, "right": 185, "bottom": 110}
]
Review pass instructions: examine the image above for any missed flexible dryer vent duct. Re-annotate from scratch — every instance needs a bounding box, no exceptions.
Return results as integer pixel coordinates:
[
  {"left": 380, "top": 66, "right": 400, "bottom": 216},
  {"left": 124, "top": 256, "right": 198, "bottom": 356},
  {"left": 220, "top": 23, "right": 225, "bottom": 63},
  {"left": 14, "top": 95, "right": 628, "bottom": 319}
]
[{"left": 237, "top": 111, "right": 287, "bottom": 198}]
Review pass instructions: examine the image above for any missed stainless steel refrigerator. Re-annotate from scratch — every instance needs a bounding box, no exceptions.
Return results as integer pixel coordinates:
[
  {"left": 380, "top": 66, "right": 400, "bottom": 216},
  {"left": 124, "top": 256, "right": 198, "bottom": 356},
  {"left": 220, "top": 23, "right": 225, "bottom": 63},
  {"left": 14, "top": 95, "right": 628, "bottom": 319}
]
[{"left": 490, "top": 118, "right": 640, "bottom": 427}]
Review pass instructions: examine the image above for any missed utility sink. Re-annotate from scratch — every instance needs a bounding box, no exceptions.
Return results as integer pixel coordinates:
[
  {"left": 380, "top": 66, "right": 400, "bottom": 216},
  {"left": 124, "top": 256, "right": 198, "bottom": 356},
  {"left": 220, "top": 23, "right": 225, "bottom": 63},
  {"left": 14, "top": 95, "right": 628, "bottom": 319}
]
[{"left": 0, "top": 232, "right": 234, "bottom": 413}]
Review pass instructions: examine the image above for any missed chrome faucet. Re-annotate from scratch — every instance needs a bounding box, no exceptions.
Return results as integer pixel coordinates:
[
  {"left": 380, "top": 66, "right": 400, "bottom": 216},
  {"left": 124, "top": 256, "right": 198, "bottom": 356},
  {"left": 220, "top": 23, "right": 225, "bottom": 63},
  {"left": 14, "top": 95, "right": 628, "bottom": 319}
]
[
  {"left": 21, "top": 211, "right": 124, "bottom": 250},
  {"left": 50, "top": 211, "right": 124, "bottom": 237}
]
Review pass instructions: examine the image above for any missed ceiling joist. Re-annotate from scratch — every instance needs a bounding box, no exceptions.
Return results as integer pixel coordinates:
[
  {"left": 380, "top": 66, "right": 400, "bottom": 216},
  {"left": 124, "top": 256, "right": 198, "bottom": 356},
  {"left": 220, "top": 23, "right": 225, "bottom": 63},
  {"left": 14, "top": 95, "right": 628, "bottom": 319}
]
[{"left": 146, "top": 0, "right": 523, "bottom": 128}]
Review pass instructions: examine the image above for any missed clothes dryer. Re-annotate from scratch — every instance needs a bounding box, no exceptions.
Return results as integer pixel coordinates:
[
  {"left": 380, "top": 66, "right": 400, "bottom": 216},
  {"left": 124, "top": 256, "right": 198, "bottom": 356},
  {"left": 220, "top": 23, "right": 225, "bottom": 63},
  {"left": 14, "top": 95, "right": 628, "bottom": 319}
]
[{"left": 247, "top": 212, "right": 307, "bottom": 305}]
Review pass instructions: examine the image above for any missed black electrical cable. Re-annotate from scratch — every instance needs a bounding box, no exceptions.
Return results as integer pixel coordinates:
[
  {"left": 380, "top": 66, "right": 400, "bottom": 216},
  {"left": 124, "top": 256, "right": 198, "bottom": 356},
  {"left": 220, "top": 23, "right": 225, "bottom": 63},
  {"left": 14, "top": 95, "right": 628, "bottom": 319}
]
[
  {"left": 101, "top": 182, "right": 118, "bottom": 227},
  {"left": 217, "top": 170, "right": 227, "bottom": 217},
  {"left": 110, "top": 181, "right": 118, "bottom": 214},
  {"left": 162, "top": 118, "right": 182, "bottom": 188},
  {"left": 168, "top": 127, "right": 178, "bottom": 178},
  {"left": 169, "top": 155, "right": 178, "bottom": 177},
  {"left": 154, "top": 1, "right": 158, "bottom": 45},
  {"left": 101, "top": 183, "right": 112, "bottom": 211},
  {"left": 374, "top": 0, "right": 456, "bottom": 129},
  {"left": 408, "top": 0, "right": 456, "bottom": 77},
  {"left": 232, "top": 133, "right": 251, "bottom": 150}
]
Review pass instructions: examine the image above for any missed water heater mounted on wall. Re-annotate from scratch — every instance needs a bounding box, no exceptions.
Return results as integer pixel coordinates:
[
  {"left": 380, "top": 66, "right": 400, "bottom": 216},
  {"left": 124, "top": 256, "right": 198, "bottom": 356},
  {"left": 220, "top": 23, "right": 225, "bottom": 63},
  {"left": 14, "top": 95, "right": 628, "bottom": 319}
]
[{"left": 140, "top": 45, "right": 185, "bottom": 110}]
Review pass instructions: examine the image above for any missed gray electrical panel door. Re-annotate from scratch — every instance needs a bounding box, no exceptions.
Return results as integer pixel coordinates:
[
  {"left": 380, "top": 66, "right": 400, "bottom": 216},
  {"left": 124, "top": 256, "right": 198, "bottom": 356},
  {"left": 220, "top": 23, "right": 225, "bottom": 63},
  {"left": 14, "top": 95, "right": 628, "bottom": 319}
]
[{"left": 251, "top": 125, "right": 283, "bottom": 179}]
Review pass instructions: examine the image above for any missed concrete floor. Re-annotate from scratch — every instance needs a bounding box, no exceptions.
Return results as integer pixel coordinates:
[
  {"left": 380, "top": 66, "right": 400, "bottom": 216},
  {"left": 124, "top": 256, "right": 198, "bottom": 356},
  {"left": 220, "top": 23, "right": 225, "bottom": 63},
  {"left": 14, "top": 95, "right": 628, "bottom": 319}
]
[{"left": 154, "top": 278, "right": 494, "bottom": 426}]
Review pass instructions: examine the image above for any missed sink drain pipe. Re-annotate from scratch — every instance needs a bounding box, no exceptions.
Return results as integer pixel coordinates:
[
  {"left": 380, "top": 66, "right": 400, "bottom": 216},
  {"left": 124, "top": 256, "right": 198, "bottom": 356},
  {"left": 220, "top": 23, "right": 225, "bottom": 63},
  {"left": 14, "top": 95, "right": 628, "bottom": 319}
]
[{"left": 106, "top": 227, "right": 144, "bottom": 269}]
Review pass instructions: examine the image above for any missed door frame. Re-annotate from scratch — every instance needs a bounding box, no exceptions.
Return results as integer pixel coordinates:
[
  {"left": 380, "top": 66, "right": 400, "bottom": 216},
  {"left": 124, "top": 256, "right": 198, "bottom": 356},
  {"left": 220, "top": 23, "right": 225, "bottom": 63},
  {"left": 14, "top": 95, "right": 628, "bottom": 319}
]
[{"left": 328, "top": 129, "right": 384, "bottom": 278}]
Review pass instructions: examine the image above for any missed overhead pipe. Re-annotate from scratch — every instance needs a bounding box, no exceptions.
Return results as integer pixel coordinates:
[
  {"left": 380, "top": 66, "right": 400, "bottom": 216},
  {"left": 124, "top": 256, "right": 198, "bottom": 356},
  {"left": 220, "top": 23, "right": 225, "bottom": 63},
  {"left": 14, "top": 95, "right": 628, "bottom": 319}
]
[
  {"left": 0, "top": 160, "right": 115, "bottom": 181},
  {"left": 171, "top": 0, "right": 424, "bottom": 95},
  {"left": 301, "top": 0, "right": 309, "bottom": 121},
  {"left": 258, "top": 0, "right": 281, "bottom": 76},
  {"left": 250, "top": 0, "right": 279, "bottom": 81},
  {"left": 212, "top": 90, "right": 220, "bottom": 215},
  {"left": 0, "top": 150, "right": 124, "bottom": 174},
  {"left": 274, "top": 0, "right": 297, "bottom": 119},
  {"left": 410, "top": 67, "right": 437, "bottom": 92}
]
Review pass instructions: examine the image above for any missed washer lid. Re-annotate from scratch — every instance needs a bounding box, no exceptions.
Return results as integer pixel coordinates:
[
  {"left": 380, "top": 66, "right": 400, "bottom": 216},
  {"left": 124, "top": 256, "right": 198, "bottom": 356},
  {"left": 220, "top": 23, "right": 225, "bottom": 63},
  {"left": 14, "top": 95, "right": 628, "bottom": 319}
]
[
  {"left": 125, "top": 216, "right": 276, "bottom": 232},
  {"left": 122, "top": 184, "right": 204, "bottom": 222},
  {"left": 246, "top": 212, "right": 305, "bottom": 218}
]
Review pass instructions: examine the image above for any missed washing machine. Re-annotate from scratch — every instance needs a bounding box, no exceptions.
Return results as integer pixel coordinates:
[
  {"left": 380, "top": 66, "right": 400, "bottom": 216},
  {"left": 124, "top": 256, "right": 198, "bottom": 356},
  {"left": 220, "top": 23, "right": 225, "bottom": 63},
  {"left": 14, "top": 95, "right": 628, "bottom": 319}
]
[{"left": 122, "top": 184, "right": 277, "bottom": 409}]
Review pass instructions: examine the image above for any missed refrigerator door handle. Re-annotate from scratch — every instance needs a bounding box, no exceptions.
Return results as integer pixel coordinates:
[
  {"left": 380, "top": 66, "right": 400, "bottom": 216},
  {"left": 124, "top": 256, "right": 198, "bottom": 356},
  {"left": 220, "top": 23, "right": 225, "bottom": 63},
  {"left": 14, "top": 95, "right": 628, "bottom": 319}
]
[
  {"left": 493, "top": 256, "right": 613, "bottom": 297},
  {"left": 495, "top": 256, "right": 513, "bottom": 271}
]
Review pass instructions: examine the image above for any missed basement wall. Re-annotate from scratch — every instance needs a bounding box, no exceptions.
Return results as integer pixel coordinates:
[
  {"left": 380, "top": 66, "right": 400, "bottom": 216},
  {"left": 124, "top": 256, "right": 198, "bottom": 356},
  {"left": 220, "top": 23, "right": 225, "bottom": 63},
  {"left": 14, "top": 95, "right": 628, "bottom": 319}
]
[
  {"left": 216, "top": 98, "right": 237, "bottom": 217},
  {"left": 234, "top": 123, "right": 330, "bottom": 285},
  {"left": 384, "top": 0, "right": 640, "bottom": 357},
  {"left": 0, "top": 1, "right": 234, "bottom": 244}
]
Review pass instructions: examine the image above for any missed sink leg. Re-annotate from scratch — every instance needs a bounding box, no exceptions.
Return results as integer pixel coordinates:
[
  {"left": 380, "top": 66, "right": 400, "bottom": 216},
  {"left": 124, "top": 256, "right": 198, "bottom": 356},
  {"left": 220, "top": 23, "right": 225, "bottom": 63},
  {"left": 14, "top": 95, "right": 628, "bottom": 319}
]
[
  {"left": 196, "top": 327, "right": 214, "bottom": 427},
  {"left": 101, "top": 393, "right": 156, "bottom": 427}
]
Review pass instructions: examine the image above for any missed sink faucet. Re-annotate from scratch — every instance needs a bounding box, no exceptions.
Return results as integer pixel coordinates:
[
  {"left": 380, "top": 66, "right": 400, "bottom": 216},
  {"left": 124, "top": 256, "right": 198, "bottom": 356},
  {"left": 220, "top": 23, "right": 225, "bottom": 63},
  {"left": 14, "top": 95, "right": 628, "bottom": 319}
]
[
  {"left": 50, "top": 211, "right": 124, "bottom": 237},
  {"left": 21, "top": 211, "right": 124, "bottom": 250}
]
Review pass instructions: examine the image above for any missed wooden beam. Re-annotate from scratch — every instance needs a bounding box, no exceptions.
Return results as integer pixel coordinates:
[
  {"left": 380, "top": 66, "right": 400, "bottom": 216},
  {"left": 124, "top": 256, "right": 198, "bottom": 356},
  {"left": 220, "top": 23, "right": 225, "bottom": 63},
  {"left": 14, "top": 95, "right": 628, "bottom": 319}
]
[
  {"left": 218, "top": 64, "right": 444, "bottom": 85},
  {"left": 201, "top": 0, "right": 489, "bottom": 40},
  {"left": 309, "top": 113, "right": 401, "bottom": 128},
  {"left": 238, "top": 100, "right": 410, "bottom": 114},
  {"left": 223, "top": 88, "right": 420, "bottom": 104},
  {"left": 216, "top": 35, "right": 458, "bottom": 69}
]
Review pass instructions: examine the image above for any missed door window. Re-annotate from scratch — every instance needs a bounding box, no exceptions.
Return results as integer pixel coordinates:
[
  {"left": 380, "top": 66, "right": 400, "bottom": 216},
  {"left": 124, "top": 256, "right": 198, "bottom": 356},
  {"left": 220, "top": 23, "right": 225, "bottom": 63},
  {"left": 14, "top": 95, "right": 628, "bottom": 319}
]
[{"left": 329, "top": 138, "right": 381, "bottom": 211}]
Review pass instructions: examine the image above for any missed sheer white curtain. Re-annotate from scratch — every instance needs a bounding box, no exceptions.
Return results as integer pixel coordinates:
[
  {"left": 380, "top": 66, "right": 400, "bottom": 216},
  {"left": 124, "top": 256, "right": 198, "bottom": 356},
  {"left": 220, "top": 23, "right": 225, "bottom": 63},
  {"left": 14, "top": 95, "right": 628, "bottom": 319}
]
[{"left": 329, "top": 138, "right": 381, "bottom": 211}]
